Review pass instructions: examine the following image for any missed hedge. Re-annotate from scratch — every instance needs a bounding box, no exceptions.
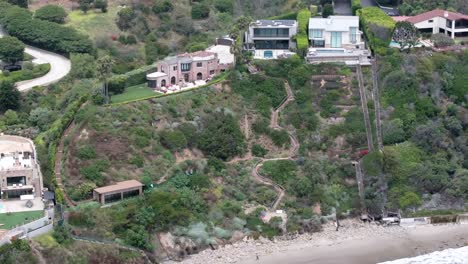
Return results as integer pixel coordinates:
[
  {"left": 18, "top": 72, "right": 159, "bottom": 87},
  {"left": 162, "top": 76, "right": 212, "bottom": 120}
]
[
  {"left": 296, "top": 9, "right": 311, "bottom": 57},
  {"left": 357, "top": 7, "right": 395, "bottom": 55},
  {"left": 351, "top": 0, "right": 362, "bottom": 15},
  {"left": 0, "top": 1, "right": 94, "bottom": 55},
  {"left": 108, "top": 64, "right": 157, "bottom": 94}
]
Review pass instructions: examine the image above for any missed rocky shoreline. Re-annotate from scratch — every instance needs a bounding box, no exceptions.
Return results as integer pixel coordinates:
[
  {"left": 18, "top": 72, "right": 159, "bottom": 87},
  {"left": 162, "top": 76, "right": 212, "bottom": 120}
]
[{"left": 166, "top": 219, "right": 409, "bottom": 264}]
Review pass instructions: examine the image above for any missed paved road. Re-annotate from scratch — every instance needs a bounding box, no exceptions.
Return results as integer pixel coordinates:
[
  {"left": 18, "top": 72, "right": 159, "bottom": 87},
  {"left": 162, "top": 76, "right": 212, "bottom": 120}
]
[
  {"left": 334, "top": 0, "right": 353, "bottom": 15},
  {"left": 0, "top": 28, "right": 71, "bottom": 91}
]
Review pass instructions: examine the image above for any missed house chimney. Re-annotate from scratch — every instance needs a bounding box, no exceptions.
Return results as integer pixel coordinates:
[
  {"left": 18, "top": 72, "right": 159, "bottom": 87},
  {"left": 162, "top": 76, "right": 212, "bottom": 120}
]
[{"left": 444, "top": 11, "right": 449, "bottom": 17}]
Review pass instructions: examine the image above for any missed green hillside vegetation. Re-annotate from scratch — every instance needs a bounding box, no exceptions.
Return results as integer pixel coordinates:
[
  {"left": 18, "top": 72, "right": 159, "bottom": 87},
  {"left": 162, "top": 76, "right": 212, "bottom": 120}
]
[{"left": 358, "top": 7, "right": 396, "bottom": 55}]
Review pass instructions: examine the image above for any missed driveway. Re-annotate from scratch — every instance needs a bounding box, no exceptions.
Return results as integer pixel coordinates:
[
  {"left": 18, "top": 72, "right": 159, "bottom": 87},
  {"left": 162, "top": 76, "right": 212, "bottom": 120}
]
[
  {"left": 334, "top": 0, "right": 352, "bottom": 15},
  {"left": 361, "top": 0, "right": 400, "bottom": 16},
  {"left": 0, "top": 28, "right": 71, "bottom": 92}
]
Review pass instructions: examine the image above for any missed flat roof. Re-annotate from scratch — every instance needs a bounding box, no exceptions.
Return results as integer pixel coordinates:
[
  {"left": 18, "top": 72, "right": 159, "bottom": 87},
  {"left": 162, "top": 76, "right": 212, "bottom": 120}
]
[
  {"left": 252, "top": 20, "right": 297, "bottom": 27},
  {"left": 94, "top": 180, "right": 143, "bottom": 194},
  {"left": 309, "top": 16, "right": 359, "bottom": 31},
  {"left": 147, "top": 72, "right": 167, "bottom": 78},
  {"left": 0, "top": 136, "right": 33, "bottom": 154}
]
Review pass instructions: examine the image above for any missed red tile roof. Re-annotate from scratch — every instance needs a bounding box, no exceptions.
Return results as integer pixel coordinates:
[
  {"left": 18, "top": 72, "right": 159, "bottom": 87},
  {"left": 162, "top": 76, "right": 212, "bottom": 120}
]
[
  {"left": 400, "top": 9, "right": 468, "bottom": 24},
  {"left": 178, "top": 51, "right": 216, "bottom": 58}
]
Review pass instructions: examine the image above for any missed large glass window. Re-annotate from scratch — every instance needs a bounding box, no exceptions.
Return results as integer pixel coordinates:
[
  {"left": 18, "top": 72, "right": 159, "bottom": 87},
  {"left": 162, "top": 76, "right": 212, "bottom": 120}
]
[
  {"left": 310, "top": 29, "right": 323, "bottom": 38},
  {"left": 253, "top": 28, "right": 289, "bottom": 37},
  {"left": 254, "top": 40, "right": 289, "bottom": 49},
  {"left": 350, "top": 27, "right": 357, "bottom": 43},
  {"left": 181, "top": 63, "right": 191, "bottom": 72},
  {"left": 331, "top": 32, "right": 342, "bottom": 48}
]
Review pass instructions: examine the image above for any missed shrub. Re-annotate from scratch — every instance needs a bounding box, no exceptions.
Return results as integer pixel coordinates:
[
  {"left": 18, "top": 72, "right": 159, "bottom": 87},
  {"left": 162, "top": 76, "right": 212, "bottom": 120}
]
[
  {"left": 94, "top": 0, "right": 108, "bottom": 13},
  {"left": 34, "top": 5, "right": 67, "bottom": 24},
  {"left": 108, "top": 75, "right": 128, "bottom": 95},
  {"left": 214, "top": 0, "right": 233, "bottom": 13},
  {"left": 77, "top": 145, "right": 96, "bottom": 160},
  {"left": 252, "top": 144, "right": 268, "bottom": 157},
  {"left": 296, "top": 9, "right": 311, "bottom": 57},
  {"left": 269, "top": 129, "right": 290, "bottom": 147},
  {"left": 70, "top": 182, "right": 96, "bottom": 200},
  {"left": 70, "top": 53, "right": 95, "bottom": 79},
  {"left": 351, "top": 0, "right": 362, "bottom": 15},
  {"left": 0, "top": 36, "right": 25, "bottom": 64},
  {"left": 261, "top": 160, "right": 297, "bottom": 185},
  {"left": 0, "top": 2, "right": 94, "bottom": 55},
  {"left": 431, "top": 33, "right": 454, "bottom": 48},
  {"left": 152, "top": 0, "right": 173, "bottom": 14},
  {"left": 191, "top": 3, "right": 210, "bottom": 19},
  {"left": 159, "top": 130, "right": 187, "bottom": 151}
]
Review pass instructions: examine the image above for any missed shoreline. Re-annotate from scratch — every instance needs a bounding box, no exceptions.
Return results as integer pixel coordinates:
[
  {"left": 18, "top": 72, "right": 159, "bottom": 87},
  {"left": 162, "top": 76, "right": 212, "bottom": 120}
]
[{"left": 168, "top": 220, "right": 468, "bottom": 264}]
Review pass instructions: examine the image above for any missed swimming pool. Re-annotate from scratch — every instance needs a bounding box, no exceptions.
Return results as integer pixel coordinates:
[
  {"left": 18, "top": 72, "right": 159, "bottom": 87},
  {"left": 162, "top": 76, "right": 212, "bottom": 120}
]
[{"left": 316, "top": 49, "right": 345, "bottom": 53}]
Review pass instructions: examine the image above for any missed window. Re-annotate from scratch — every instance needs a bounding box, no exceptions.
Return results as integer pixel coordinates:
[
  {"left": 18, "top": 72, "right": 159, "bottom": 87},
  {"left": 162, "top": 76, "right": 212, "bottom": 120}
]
[
  {"left": 331, "top": 32, "right": 342, "bottom": 48},
  {"left": 428, "top": 19, "right": 433, "bottom": 23},
  {"left": 181, "top": 63, "right": 190, "bottom": 71},
  {"left": 350, "top": 27, "right": 357, "bottom": 43},
  {"left": 253, "top": 28, "right": 289, "bottom": 37},
  {"left": 160, "top": 66, "right": 164, "bottom": 73},
  {"left": 310, "top": 29, "right": 323, "bottom": 38},
  {"left": 173, "top": 66, "right": 177, "bottom": 71},
  {"left": 210, "top": 70, "right": 215, "bottom": 75},
  {"left": 196, "top": 62, "right": 203, "bottom": 67}
]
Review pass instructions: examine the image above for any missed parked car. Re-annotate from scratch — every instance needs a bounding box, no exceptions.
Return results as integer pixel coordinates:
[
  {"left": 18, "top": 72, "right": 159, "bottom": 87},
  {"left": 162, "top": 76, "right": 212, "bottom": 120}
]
[{"left": 3, "top": 64, "right": 22, "bottom": 72}]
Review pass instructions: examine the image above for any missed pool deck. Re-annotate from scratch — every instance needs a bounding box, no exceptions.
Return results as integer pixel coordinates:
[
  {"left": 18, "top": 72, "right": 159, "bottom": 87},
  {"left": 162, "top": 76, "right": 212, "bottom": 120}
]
[
  {"left": 253, "top": 49, "right": 297, "bottom": 60},
  {"left": 0, "top": 197, "right": 44, "bottom": 213},
  {"left": 306, "top": 48, "right": 372, "bottom": 65}
]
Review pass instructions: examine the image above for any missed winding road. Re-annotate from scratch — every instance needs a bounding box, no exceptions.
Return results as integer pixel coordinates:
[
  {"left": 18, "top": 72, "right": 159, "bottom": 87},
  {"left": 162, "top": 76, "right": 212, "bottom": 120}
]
[
  {"left": 0, "top": 27, "right": 71, "bottom": 91},
  {"left": 253, "top": 81, "right": 298, "bottom": 211}
]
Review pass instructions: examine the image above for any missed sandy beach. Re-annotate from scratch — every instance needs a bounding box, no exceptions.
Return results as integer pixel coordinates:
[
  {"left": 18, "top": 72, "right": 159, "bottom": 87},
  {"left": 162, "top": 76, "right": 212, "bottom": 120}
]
[{"left": 173, "top": 220, "right": 468, "bottom": 264}]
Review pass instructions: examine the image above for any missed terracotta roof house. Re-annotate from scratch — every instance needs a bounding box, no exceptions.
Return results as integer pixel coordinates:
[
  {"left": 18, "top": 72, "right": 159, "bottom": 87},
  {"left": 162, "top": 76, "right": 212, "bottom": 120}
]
[
  {"left": 393, "top": 9, "right": 468, "bottom": 39},
  {"left": 146, "top": 48, "right": 233, "bottom": 90}
]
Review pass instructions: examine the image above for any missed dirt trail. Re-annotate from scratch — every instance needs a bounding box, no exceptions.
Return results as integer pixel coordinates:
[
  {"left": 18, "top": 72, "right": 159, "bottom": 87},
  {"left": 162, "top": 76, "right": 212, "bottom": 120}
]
[
  {"left": 29, "top": 240, "right": 47, "bottom": 264},
  {"left": 253, "top": 81, "right": 297, "bottom": 211}
]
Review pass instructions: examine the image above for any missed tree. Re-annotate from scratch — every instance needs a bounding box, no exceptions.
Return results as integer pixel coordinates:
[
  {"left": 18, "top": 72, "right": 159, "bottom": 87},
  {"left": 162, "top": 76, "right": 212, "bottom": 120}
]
[
  {"left": 392, "top": 21, "right": 420, "bottom": 51},
  {"left": 322, "top": 4, "right": 334, "bottom": 18},
  {"left": 0, "top": 36, "right": 25, "bottom": 64},
  {"left": 94, "top": 0, "right": 108, "bottom": 13},
  {"left": 79, "top": 0, "right": 92, "bottom": 13},
  {"left": 96, "top": 56, "right": 114, "bottom": 104},
  {"left": 197, "top": 111, "right": 246, "bottom": 160},
  {"left": 34, "top": 5, "right": 68, "bottom": 24},
  {"left": 116, "top": 7, "right": 136, "bottom": 32},
  {"left": 159, "top": 130, "right": 188, "bottom": 151},
  {"left": 0, "top": 82, "right": 21, "bottom": 112},
  {"left": 214, "top": 0, "right": 233, "bottom": 13}
]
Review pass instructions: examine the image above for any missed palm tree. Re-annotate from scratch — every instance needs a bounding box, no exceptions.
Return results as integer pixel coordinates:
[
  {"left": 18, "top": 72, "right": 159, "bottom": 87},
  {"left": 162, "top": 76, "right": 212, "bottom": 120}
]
[{"left": 96, "top": 56, "right": 114, "bottom": 104}]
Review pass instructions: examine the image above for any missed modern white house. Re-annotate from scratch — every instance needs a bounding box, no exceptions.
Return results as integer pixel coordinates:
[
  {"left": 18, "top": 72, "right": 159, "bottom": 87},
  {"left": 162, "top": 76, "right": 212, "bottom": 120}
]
[
  {"left": 308, "top": 16, "right": 364, "bottom": 49},
  {"left": 393, "top": 9, "right": 468, "bottom": 39},
  {"left": 244, "top": 20, "right": 298, "bottom": 59},
  {"left": 306, "top": 16, "right": 370, "bottom": 65}
]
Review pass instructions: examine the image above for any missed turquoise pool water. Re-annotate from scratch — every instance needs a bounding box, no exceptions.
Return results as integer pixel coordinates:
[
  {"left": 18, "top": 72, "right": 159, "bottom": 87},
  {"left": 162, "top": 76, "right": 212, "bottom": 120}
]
[{"left": 316, "top": 49, "right": 345, "bottom": 53}]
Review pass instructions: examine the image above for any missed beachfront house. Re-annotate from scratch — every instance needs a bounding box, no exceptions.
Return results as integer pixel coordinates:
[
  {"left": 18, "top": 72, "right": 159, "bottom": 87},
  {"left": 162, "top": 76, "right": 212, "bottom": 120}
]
[
  {"left": 244, "top": 20, "right": 298, "bottom": 59},
  {"left": 0, "top": 135, "right": 43, "bottom": 200},
  {"left": 393, "top": 9, "right": 468, "bottom": 39},
  {"left": 306, "top": 16, "right": 370, "bottom": 65}
]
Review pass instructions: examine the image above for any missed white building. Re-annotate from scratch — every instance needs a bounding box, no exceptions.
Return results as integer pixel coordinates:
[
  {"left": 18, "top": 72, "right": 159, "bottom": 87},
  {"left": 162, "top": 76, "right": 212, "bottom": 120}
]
[
  {"left": 308, "top": 16, "right": 364, "bottom": 49},
  {"left": 244, "top": 20, "right": 298, "bottom": 59},
  {"left": 393, "top": 9, "right": 468, "bottom": 39},
  {"left": 306, "top": 16, "right": 370, "bottom": 65}
]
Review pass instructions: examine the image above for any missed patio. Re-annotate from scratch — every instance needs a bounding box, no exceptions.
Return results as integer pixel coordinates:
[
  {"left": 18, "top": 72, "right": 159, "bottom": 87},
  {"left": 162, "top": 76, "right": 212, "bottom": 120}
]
[
  {"left": 0, "top": 197, "right": 44, "bottom": 214},
  {"left": 253, "top": 49, "right": 297, "bottom": 60},
  {"left": 306, "top": 48, "right": 372, "bottom": 65}
]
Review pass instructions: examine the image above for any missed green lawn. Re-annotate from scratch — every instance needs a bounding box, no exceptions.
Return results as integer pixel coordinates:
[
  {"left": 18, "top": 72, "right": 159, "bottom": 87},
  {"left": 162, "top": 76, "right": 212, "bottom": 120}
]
[
  {"left": 0, "top": 211, "right": 44, "bottom": 230},
  {"left": 111, "top": 84, "right": 160, "bottom": 104}
]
